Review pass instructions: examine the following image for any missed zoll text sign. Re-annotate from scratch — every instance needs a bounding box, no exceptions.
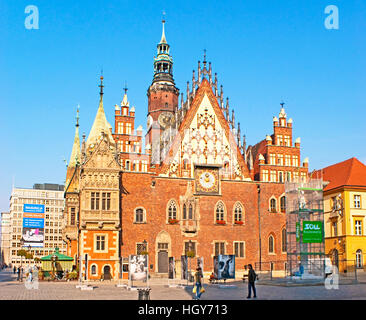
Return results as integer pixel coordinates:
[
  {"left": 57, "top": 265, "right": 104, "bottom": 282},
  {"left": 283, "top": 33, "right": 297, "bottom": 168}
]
[{"left": 302, "top": 221, "right": 323, "bottom": 243}]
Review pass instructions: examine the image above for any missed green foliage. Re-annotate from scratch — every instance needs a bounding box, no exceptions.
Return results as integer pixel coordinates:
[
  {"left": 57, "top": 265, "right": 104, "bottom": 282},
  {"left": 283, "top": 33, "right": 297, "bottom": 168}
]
[
  {"left": 25, "top": 252, "right": 33, "bottom": 260},
  {"left": 17, "top": 249, "right": 27, "bottom": 257},
  {"left": 186, "top": 250, "right": 195, "bottom": 258},
  {"left": 67, "top": 271, "right": 78, "bottom": 280}
]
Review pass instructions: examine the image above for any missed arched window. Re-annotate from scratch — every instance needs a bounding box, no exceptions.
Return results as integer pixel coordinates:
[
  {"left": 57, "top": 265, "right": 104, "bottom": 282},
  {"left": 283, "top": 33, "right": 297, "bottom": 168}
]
[
  {"left": 270, "top": 198, "right": 277, "bottom": 212},
  {"left": 91, "top": 264, "right": 97, "bottom": 275},
  {"left": 134, "top": 208, "right": 145, "bottom": 223},
  {"left": 168, "top": 200, "right": 177, "bottom": 220},
  {"left": 356, "top": 250, "right": 363, "bottom": 268},
  {"left": 215, "top": 201, "right": 225, "bottom": 222},
  {"left": 189, "top": 204, "right": 193, "bottom": 220},
  {"left": 268, "top": 235, "right": 275, "bottom": 253},
  {"left": 183, "top": 204, "right": 187, "bottom": 220},
  {"left": 280, "top": 196, "right": 286, "bottom": 213},
  {"left": 281, "top": 229, "right": 287, "bottom": 252},
  {"left": 233, "top": 203, "right": 243, "bottom": 223}
]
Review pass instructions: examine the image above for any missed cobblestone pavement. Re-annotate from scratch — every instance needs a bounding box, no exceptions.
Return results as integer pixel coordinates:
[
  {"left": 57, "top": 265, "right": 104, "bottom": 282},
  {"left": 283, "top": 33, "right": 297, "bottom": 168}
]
[{"left": 1, "top": 268, "right": 366, "bottom": 300}]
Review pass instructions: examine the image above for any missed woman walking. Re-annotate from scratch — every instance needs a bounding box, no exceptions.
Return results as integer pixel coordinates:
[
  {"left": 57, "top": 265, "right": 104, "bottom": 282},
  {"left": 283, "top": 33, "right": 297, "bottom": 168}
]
[{"left": 193, "top": 267, "right": 204, "bottom": 300}]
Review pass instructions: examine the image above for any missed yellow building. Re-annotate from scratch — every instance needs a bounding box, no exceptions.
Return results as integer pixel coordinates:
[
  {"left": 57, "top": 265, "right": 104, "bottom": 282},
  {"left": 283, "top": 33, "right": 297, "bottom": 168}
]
[{"left": 313, "top": 158, "right": 366, "bottom": 272}]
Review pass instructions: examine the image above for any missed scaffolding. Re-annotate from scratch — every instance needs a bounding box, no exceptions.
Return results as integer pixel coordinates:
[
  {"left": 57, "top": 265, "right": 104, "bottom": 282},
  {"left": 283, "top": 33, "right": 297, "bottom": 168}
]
[{"left": 285, "top": 179, "right": 325, "bottom": 279}]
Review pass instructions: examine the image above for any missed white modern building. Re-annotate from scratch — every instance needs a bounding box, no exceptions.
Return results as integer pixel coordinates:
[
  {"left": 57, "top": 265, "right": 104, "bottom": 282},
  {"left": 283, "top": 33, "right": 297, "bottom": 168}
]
[
  {"left": 9, "top": 183, "right": 66, "bottom": 267},
  {"left": 0, "top": 211, "right": 11, "bottom": 266}
]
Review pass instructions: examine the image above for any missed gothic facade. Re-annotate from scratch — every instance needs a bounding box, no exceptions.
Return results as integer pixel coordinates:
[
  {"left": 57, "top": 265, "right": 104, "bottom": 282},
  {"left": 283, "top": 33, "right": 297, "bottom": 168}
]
[{"left": 63, "top": 20, "right": 309, "bottom": 280}]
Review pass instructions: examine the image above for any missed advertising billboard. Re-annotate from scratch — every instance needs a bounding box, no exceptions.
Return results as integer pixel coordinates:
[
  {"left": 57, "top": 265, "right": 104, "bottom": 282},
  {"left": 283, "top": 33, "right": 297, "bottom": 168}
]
[
  {"left": 302, "top": 221, "right": 323, "bottom": 243},
  {"left": 22, "top": 204, "right": 45, "bottom": 247},
  {"left": 129, "top": 255, "right": 148, "bottom": 281},
  {"left": 217, "top": 255, "right": 235, "bottom": 279},
  {"left": 181, "top": 255, "right": 188, "bottom": 280}
]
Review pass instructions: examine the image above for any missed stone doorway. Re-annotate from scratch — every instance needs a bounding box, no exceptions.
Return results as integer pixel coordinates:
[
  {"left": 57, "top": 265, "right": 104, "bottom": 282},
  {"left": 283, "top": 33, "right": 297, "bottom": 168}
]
[
  {"left": 103, "top": 265, "right": 111, "bottom": 280},
  {"left": 158, "top": 249, "right": 168, "bottom": 273}
]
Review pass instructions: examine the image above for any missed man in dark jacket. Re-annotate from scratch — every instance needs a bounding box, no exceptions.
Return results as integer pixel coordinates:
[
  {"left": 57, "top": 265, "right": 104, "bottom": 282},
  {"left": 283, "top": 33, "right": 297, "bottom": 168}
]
[{"left": 247, "top": 264, "right": 257, "bottom": 298}]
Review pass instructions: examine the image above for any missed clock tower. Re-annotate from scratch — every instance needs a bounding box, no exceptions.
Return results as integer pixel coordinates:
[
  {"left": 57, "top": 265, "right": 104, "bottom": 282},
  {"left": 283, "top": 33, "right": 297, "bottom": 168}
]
[{"left": 146, "top": 19, "right": 179, "bottom": 165}]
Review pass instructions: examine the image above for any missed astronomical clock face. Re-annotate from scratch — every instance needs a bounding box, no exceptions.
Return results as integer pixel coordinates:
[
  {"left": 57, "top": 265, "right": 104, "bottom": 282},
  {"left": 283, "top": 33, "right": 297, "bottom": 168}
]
[
  {"left": 158, "top": 111, "right": 174, "bottom": 129},
  {"left": 195, "top": 166, "right": 220, "bottom": 195}
]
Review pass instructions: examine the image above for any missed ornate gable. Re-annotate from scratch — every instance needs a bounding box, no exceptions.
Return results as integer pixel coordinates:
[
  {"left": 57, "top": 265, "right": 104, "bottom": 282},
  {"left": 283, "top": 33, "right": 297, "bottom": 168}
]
[
  {"left": 83, "top": 136, "right": 120, "bottom": 171},
  {"left": 158, "top": 78, "right": 251, "bottom": 180}
]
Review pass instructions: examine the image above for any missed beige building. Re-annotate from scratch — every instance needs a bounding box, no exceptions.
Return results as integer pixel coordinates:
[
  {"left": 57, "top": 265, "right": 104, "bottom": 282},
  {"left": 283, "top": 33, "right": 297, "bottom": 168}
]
[
  {"left": 9, "top": 184, "right": 66, "bottom": 267},
  {"left": 1, "top": 212, "right": 11, "bottom": 265}
]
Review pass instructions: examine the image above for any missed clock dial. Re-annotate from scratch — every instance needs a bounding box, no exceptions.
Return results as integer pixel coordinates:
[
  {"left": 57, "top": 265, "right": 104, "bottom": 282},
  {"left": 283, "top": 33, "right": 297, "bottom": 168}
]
[
  {"left": 158, "top": 112, "right": 173, "bottom": 128},
  {"left": 199, "top": 172, "right": 215, "bottom": 189},
  {"left": 195, "top": 166, "right": 220, "bottom": 194}
]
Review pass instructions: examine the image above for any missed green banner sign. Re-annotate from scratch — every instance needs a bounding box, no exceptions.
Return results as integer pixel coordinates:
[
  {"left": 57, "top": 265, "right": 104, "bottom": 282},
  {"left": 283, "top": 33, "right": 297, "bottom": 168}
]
[
  {"left": 296, "top": 222, "right": 300, "bottom": 242},
  {"left": 302, "top": 221, "right": 323, "bottom": 243}
]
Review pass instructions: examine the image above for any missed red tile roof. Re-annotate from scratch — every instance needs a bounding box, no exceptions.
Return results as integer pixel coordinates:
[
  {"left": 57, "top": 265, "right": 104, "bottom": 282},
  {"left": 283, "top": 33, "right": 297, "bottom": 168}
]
[{"left": 311, "top": 157, "right": 366, "bottom": 191}]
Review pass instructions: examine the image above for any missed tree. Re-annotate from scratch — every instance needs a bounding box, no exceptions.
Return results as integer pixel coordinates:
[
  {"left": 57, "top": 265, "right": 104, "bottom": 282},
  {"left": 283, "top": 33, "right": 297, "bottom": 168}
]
[
  {"left": 25, "top": 252, "right": 33, "bottom": 260},
  {"left": 17, "top": 249, "right": 27, "bottom": 267}
]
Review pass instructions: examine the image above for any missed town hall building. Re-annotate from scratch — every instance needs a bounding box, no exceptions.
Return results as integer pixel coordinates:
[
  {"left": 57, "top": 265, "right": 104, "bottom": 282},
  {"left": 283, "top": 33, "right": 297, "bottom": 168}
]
[{"left": 62, "top": 20, "right": 309, "bottom": 280}]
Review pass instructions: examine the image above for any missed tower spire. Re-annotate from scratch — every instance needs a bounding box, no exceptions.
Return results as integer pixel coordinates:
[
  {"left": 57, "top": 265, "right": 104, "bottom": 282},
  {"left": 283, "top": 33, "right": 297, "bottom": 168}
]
[
  {"left": 68, "top": 105, "right": 81, "bottom": 167},
  {"left": 86, "top": 75, "right": 115, "bottom": 149},
  {"left": 160, "top": 14, "right": 167, "bottom": 44},
  {"left": 99, "top": 73, "right": 104, "bottom": 97}
]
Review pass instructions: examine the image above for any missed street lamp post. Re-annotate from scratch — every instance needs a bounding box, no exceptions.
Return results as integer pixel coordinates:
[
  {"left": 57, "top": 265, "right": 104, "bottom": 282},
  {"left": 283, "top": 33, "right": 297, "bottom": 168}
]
[{"left": 189, "top": 240, "right": 192, "bottom": 283}]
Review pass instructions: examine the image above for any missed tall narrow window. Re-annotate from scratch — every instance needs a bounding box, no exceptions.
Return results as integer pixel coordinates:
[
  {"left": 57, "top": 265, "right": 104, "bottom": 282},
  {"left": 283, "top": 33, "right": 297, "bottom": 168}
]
[
  {"left": 91, "top": 192, "right": 100, "bottom": 210},
  {"left": 277, "top": 135, "right": 283, "bottom": 146},
  {"left": 183, "top": 204, "right": 187, "bottom": 220},
  {"left": 118, "top": 122, "right": 124, "bottom": 134},
  {"left": 270, "top": 198, "right": 277, "bottom": 212},
  {"left": 355, "top": 220, "right": 362, "bottom": 235},
  {"left": 234, "top": 242, "right": 245, "bottom": 258},
  {"left": 168, "top": 201, "right": 177, "bottom": 220},
  {"left": 214, "top": 242, "right": 225, "bottom": 256},
  {"left": 135, "top": 208, "right": 144, "bottom": 223},
  {"left": 278, "top": 171, "right": 284, "bottom": 183},
  {"left": 354, "top": 195, "right": 361, "bottom": 208},
  {"left": 268, "top": 235, "right": 275, "bottom": 253},
  {"left": 333, "top": 222, "right": 338, "bottom": 237},
  {"left": 188, "top": 204, "right": 193, "bottom": 220},
  {"left": 101, "top": 193, "right": 111, "bottom": 210},
  {"left": 234, "top": 203, "right": 243, "bottom": 222},
  {"left": 215, "top": 201, "right": 225, "bottom": 222},
  {"left": 70, "top": 207, "right": 76, "bottom": 226},
  {"left": 96, "top": 235, "right": 106, "bottom": 251},
  {"left": 281, "top": 229, "right": 287, "bottom": 252},
  {"left": 280, "top": 196, "right": 286, "bottom": 213},
  {"left": 356, "top": 250, "right": 363, "bottom": 268}
]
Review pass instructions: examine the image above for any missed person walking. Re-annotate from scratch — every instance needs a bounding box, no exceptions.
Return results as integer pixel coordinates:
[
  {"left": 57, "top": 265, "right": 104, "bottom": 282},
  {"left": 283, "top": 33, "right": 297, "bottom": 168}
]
[
  {"left": 247, "top": 264, "right": 257, "bottom": 299},
  {"left": 17, "top": 267, "right": 21, "bottom": 281},
  {"left": 13, "top": 266, "right": 16, "bottom": 274},
  {"left": 193, "top": 267, "right": 204, "bottom": 300}
]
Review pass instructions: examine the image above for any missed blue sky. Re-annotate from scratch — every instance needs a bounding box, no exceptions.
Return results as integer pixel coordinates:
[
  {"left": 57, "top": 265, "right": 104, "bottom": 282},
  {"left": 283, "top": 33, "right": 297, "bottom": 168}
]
[{"left": 0, "top": 0, "right": 365, "bottom": 212}]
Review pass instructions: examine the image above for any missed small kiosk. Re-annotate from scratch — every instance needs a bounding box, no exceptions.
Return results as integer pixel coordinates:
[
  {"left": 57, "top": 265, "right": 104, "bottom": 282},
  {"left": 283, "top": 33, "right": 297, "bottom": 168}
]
[{"left": 40, "top": 247, "right": 73, "bottom": 278}]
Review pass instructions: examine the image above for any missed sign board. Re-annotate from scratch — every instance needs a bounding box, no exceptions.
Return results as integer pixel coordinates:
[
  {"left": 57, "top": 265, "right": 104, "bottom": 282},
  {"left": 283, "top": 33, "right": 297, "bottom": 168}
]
[
  {"left": 217, "top": 255, "right": 235, "bottom": 279},
  {"left": 22, "top": 204, "right": 45, "bottom": 247},
  {"left": 129, "top": 255, "right": 148, "bottom": 281},
  {"left": 302, "top": 221, "right": 323, "bottom": 243},
  {"left": 296, "top": 222, "right": 300, "bottom": 242}
]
